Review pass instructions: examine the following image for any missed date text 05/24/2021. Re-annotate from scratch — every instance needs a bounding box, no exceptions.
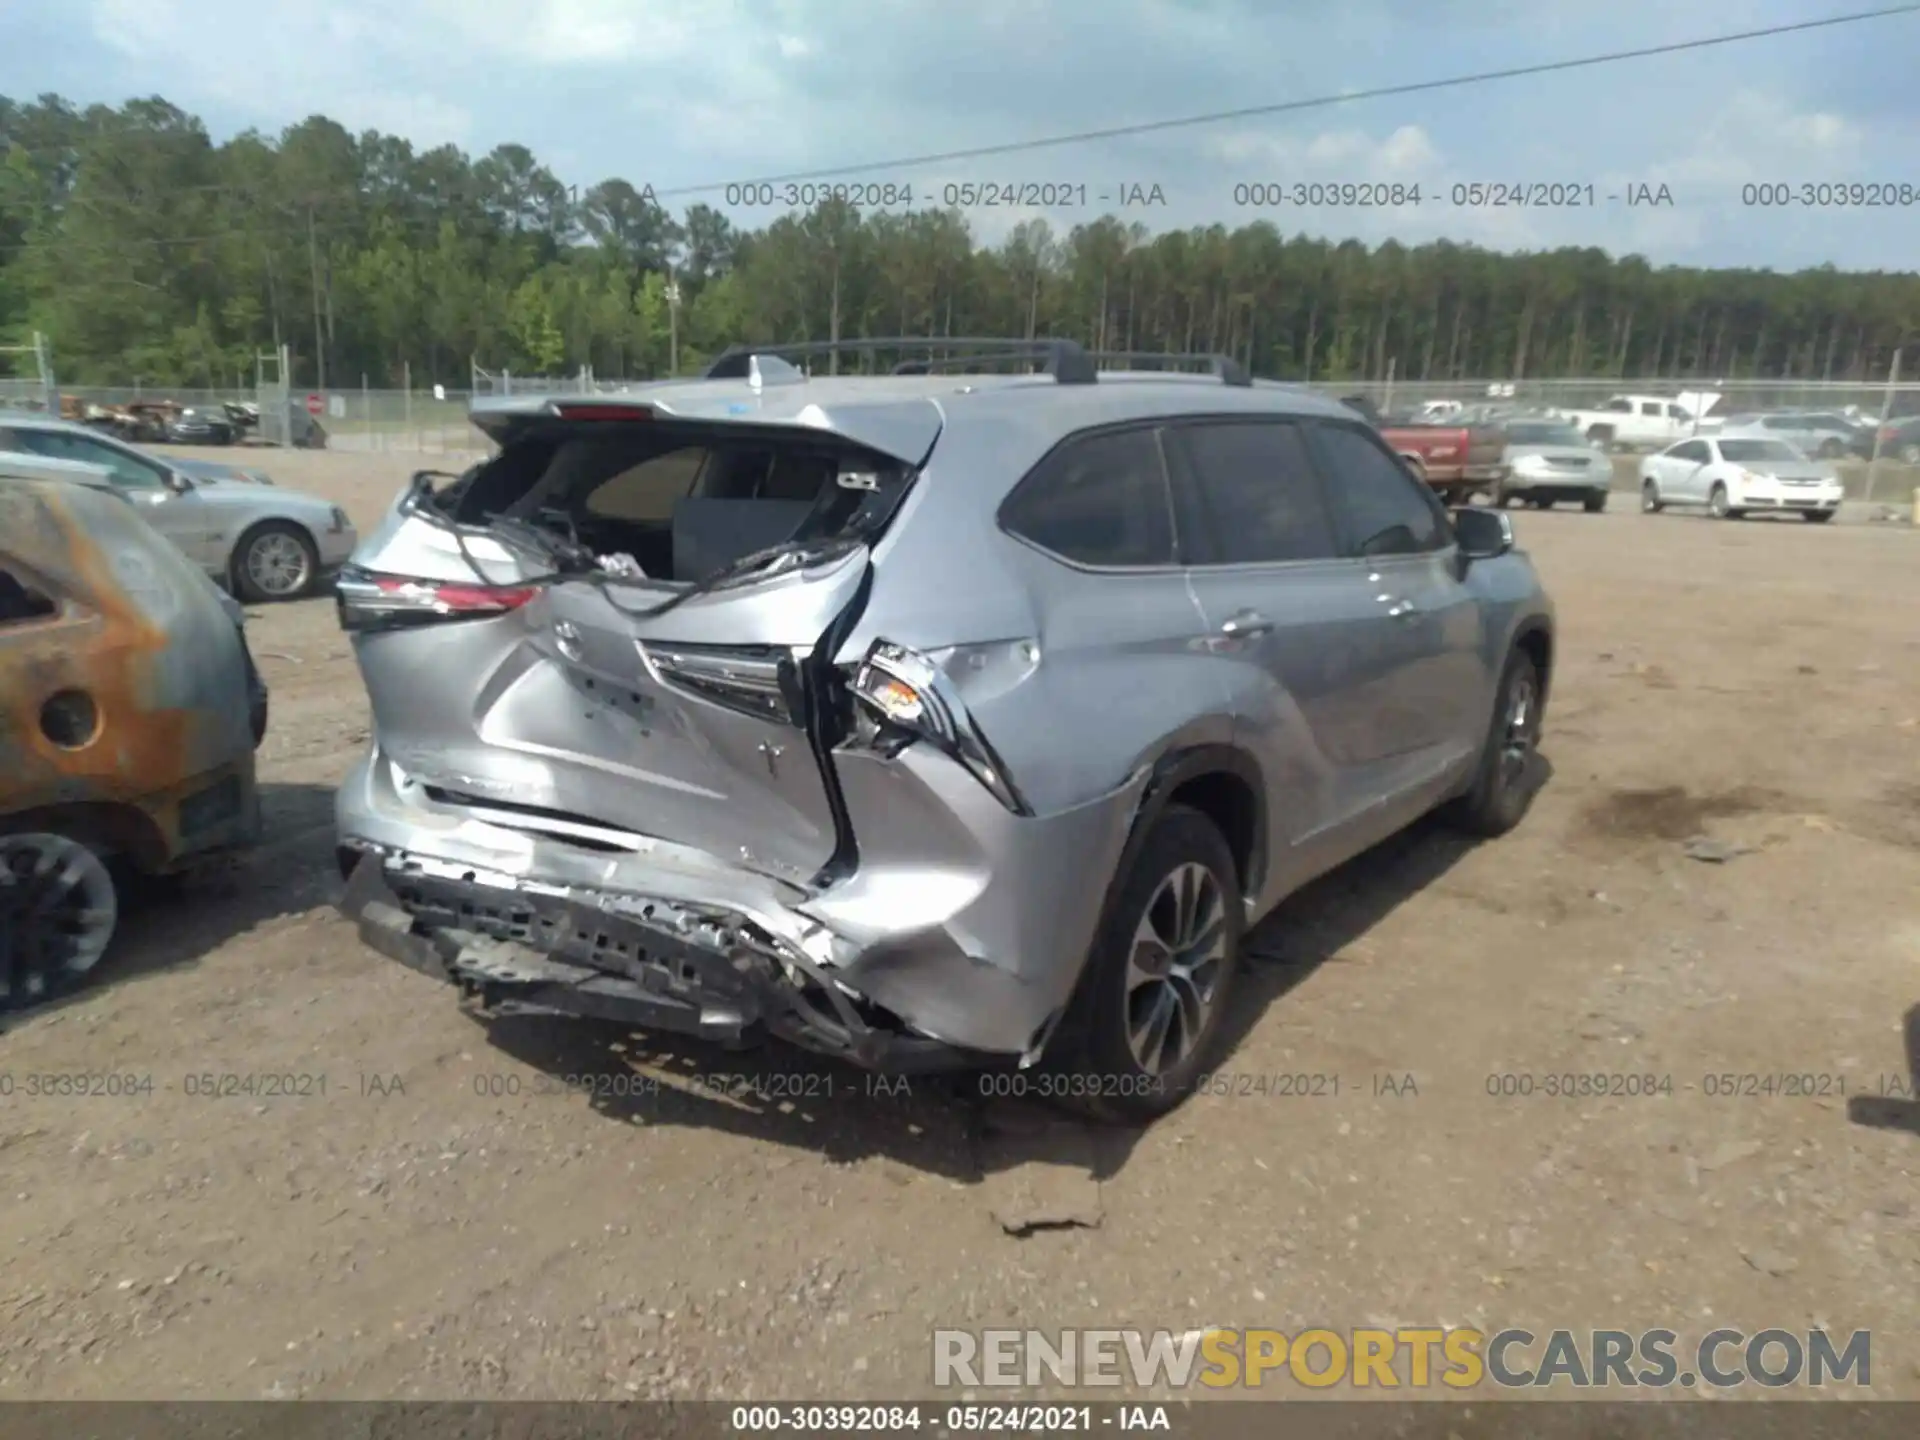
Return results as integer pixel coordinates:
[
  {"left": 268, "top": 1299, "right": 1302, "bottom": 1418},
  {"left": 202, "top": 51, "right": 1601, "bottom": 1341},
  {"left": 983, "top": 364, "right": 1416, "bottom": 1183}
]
[{"left": 1230, "top": 181, "right": 1675, "bottom": 208}]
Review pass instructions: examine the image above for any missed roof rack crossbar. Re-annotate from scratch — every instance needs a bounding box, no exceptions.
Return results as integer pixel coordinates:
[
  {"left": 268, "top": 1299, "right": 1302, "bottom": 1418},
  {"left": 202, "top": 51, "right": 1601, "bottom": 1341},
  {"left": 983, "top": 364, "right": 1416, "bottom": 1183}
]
[
  {"left": 1086, "top": 351, "right": 1253, "bottom": 387},
  {"left": 705, "top": 337, "right": 1098, "bottom": 384}
]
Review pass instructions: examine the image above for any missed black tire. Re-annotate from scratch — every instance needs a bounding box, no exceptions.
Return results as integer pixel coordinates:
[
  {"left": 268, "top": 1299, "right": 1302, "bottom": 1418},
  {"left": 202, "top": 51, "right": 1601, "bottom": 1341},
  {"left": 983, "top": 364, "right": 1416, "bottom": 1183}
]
[
  {"left": 1, "top": 833, "right": 119, "bottom": 1011},
  {"left": 1045, "top": 804, "right": 1245, "bottom": 1125},
  {"left": 1444, "top": 648, "right": 1545, "bottom": 838},
  {"left": 1586, "top": 425, "right": 1614, "bottom": 449},
  {"left": 232, "top": 521, "right": 320, "bottom": 602},
  {"left": 1818, "top": 438, "right": 1845, "bottom": 459},
  {"left": 1529, "top": 497, "right": 1553, "bottom": 509},
  {"left": 1707, "top": 483, "right": 1738, "bottom": 520},
  {"left": 1803, "top": 509, "right": 1835, "bottom": 523},
  {"left": 1641, "top": 479, "right": 1664, "bottom": 513},
  {"left": 1583, "top": 491, "right": 1607, "bottom": 513}
]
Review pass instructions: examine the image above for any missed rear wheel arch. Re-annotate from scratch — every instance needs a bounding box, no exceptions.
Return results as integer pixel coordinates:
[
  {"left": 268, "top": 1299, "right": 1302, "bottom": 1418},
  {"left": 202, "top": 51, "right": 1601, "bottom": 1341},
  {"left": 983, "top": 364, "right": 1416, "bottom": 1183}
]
[
  {"left": 0, "top": 801, "right": 170, "bottom": 872},
  {"left": 1118, "top": 745, "right": 1267, "bottom": 905},
  {"left": 1512, "top": 621, "right": 1553, "bottom": 712}
]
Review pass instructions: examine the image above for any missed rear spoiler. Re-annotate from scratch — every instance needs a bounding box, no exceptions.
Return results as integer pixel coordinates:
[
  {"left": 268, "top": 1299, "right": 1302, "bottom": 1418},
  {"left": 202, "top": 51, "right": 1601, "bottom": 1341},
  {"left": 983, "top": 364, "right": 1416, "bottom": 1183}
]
[{"left": 467, "top": 392, "right": 945, "bottom": 469}]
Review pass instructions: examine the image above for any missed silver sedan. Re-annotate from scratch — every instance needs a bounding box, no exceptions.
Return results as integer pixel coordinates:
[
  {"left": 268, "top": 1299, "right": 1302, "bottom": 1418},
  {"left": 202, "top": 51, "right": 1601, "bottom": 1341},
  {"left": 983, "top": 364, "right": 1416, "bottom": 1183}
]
[{"left": 0, "top": 415, "right": 355, "bottom": 600}]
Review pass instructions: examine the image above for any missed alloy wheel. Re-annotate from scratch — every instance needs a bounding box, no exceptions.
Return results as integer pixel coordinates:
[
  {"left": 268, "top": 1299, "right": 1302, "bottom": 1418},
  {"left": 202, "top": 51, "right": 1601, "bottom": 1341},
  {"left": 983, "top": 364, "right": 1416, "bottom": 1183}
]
[
  {"left": 1497, "top": 669, "right": 1540, "bottom": 795},
  {"left": 1123, "top": 862, "right": 1228, "bottom": 1075},
  {"left": 244, "top": 531, "right": 312, "bottom": 598}
]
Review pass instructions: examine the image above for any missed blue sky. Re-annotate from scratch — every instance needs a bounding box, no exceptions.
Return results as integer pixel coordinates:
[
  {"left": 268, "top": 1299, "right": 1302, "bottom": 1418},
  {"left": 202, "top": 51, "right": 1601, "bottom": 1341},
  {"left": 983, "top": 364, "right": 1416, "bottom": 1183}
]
[{"left": 4, "top": 0, "right": 1918, "bottom": 270}]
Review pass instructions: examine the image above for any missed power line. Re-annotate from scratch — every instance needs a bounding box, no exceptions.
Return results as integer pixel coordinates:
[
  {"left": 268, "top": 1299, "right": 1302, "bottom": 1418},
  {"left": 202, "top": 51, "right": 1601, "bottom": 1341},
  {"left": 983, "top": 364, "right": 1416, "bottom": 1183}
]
[{"left": 653, "top": 5, "right": 1920, "bottom": 198}]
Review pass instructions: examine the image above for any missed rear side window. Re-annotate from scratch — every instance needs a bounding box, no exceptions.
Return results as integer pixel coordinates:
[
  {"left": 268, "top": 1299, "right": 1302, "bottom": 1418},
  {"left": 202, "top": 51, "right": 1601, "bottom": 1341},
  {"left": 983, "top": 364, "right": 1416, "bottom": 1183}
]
[
  {"left": 1001, "top": 427, "right": 1175, "bottom": 567},
  {"left": 0, "top": 564, "right": 57, "bottom": 625},
  {"left": 1172, "top": 421, "right": 1340, "bottom": 564},
  {"left": 1308, "top": 422, "right": 1447, "bottom": 558},
  {"left": 583, "top": 446, "right": 708, "bottom": 521},
  {"left": 13, "top": 428, "right": 168, "bottom": 489}
]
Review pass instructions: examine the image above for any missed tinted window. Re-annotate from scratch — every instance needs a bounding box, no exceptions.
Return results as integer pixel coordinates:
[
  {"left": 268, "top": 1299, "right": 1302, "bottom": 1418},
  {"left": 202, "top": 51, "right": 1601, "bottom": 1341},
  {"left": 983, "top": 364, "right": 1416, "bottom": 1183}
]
[
  {"left": 13, "top": 428, "right": 168, "bottom": 488},
  {"left": 1310, "top": 423, "right": 1445, "bottom": 557},
  {"left": 1639, "top": 402, "right": 1661, "bottom": 416},
  {"left": 582, "top": 446, "right": 708, "bottom": 520},
  {"left": 1002, "top": 427, "right": 1174, "bottom": 567},
  {"left": 1602, "top": 399, "right": 1632, "bottom": 412},
  {"left": 1719, "top": 439, "right": 1800, "bottom": 463},
  {"left": 1175, "top": 422, "right": 1339, "bottom": 564},
  {"left": 1671, "top": 441, "right": 1710, "bottom": 462},
  {"left": 1506, "top": 422, "right": 1584, "bottom": 446}
]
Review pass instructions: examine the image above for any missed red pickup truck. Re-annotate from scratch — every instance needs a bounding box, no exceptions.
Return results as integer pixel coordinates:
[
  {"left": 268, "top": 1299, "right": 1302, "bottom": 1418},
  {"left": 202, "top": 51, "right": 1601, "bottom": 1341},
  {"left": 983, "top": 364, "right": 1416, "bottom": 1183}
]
[{"left": 1339, "top": 396, "right": 1509, "bottom": 503}]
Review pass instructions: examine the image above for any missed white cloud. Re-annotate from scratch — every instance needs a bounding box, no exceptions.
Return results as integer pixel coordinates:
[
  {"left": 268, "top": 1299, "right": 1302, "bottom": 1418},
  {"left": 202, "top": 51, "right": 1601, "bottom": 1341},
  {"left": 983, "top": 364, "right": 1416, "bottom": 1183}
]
[
  {"left": 30, "top": 0, "right": 1920, "bottom": 268},
  {"left": 1203, "top": 124, "right": 1441, "bottom": 176}
]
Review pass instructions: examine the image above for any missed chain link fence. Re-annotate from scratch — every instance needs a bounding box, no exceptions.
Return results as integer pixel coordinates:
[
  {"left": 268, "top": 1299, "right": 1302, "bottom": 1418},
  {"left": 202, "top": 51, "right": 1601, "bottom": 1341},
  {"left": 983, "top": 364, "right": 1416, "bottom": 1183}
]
[
  {"left": 7, "top": 372, "right": 1919, "bottom": 498},
  {"left": 1299, "top": 375, "right": 1920, "bottom": 423}
]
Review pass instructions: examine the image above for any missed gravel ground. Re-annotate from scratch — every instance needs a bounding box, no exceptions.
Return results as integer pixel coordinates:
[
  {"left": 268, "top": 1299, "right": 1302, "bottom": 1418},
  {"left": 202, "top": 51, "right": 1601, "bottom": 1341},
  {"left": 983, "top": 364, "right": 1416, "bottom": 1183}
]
[{"left": 1, "top": 444, "right": 1916, "bottom": 1402}]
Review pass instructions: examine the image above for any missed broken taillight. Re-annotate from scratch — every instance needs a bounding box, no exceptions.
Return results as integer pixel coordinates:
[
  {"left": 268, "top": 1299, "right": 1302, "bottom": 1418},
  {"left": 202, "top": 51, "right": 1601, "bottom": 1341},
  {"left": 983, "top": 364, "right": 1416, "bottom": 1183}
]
[
  {"left": 335, "top": 567, "right": 541, "bottom": 634},
  {"left": 849, "top": 640, "right": 1031, "bottom": 815}
]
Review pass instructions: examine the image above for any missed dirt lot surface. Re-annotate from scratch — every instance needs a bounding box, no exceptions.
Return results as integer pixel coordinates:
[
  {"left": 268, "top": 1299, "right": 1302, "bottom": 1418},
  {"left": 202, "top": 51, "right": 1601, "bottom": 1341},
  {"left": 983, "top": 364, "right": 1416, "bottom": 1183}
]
[{"left": 2, "top": 445, "right": 1917, "bottom": 1402}]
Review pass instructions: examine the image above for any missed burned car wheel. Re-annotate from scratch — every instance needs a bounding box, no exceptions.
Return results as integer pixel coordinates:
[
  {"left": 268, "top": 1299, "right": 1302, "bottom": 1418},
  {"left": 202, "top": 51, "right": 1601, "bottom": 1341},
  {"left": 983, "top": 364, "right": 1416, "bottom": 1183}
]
[
  {"left": 0, "top": 833, "right": 119, "bottom": 1011},
  {"left": 1046, "top": 804, "right": 1245, "bottom": 1124}
]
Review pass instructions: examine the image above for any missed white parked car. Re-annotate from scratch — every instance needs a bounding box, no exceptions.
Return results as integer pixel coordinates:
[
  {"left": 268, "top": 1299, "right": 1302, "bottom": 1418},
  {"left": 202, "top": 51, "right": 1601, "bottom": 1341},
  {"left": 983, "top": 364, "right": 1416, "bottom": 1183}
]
[
  {"left": 1638, "top": 436, "right": 1844, "bottom": 522},
  {"left": 1552, "top": 392, "right": 1722, "bottom": 450},
  {"left": 0, "top": 416, "right": 355, "bottom": 598}
]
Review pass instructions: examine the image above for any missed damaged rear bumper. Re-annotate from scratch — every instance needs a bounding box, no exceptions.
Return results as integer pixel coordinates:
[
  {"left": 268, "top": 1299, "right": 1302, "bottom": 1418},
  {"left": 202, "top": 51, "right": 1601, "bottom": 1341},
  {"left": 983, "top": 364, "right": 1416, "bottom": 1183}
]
[
  {"left": 337, "top": 849, "right": 1004, "bottom": 1073},
  {"left": 333, "top": 740, "right": 1144, "bottom": 1069}
]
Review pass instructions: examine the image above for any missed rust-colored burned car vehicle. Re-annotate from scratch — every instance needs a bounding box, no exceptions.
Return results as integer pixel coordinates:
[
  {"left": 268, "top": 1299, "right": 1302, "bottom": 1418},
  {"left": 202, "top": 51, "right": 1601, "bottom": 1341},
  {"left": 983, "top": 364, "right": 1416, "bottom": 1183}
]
[{"left": 1, "top": 474, "right": 268, "bottom": 1009}]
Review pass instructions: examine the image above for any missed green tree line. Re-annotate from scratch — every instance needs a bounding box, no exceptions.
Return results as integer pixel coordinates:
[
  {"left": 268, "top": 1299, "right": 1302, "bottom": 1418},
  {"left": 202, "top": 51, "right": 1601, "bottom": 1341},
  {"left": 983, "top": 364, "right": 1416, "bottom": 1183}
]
[{"left": 5, "top": 93, "right": 1919, "bottom": 389}]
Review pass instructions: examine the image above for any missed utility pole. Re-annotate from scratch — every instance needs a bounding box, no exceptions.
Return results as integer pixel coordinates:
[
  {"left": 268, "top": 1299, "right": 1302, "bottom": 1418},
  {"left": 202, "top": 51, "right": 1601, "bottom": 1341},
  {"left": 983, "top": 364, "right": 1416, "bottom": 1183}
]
[
  {"left": 665, "top": 269, "right": 681, "bottom": 375},
  {"left": 1864, "top": 348, "right": 1901, "bottom": 509},
  {"left": 307, "top": 205, "right": 326, "bottom": 393}
]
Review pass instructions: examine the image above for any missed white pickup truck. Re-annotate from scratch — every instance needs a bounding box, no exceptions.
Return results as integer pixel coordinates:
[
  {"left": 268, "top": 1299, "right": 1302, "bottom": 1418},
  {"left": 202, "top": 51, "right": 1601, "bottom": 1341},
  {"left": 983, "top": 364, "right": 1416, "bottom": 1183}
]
[{"left": 1551, "top": 391, "right": 1722, "bottom": 450}]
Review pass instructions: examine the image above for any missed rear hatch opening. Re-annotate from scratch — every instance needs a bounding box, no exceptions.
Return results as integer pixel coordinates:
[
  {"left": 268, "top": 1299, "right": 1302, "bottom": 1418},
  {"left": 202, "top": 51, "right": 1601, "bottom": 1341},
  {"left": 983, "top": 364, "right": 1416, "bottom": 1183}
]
[
  {"left": 417, "top": 408, "right": 921, "bottom": 590},
  {"left": 338, "top": 404, "right": 935, "bottom": 905}
]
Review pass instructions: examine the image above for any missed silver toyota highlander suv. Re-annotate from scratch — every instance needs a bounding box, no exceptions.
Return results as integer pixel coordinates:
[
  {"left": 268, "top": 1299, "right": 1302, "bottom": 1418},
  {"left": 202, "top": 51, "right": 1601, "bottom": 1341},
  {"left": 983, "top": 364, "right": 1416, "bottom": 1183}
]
[{"left": 333, "top": 339, "right": 1555, "bottom": 1122}]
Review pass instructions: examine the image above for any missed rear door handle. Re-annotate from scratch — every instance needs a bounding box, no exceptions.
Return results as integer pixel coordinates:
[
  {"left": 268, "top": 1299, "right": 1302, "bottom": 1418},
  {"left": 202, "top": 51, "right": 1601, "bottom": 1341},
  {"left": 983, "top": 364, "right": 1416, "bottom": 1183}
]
[{"left": 1219, "top": 609, "right": 1274, "bottom": 638}]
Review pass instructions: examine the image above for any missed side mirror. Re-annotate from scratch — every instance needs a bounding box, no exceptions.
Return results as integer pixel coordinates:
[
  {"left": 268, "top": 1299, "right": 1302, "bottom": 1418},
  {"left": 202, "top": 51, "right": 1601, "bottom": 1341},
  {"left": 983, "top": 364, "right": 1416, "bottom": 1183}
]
[
  {"left": 1451, "top": 506, "right": 1514, "bottom": 560},
  {"left": 165, "top": 470, "right": 194, "bottom": 494}
]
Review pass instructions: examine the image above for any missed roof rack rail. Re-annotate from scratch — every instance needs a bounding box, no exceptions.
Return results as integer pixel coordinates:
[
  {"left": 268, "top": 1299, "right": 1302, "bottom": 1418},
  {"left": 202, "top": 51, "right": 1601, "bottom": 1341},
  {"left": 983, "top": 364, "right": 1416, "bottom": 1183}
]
[
  {"left": 706, "top": 337, "right": 1098, "bottom": 384},
  {"left": 1086, "top": 351, "right": 1253, "bottom": 387}
]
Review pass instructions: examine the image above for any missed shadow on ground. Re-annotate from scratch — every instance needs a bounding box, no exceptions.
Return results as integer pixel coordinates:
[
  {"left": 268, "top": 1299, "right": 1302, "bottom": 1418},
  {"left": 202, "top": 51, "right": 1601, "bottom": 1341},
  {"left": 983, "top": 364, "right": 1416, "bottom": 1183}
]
[
  {"left": 1848, "top": 1004, "right": 1920, "bottom": 1137},
  {"left": 2, "top": 780, "right": 339, "bottom": 1029},
  {"left": 474, "top": 761, "right": 1542, "bottom": 1211}
]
